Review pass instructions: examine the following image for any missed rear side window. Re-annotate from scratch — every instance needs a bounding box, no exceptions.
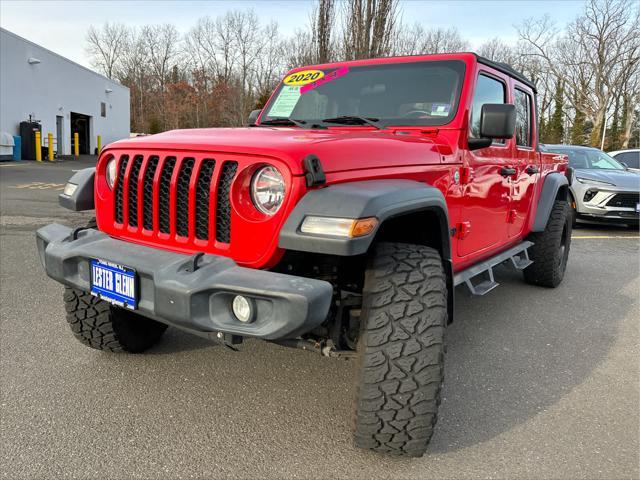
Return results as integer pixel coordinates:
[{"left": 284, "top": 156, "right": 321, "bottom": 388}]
[
  {"left": 514, "top": 89, "right": 532, "bottom": 147},
  {"left": 470, "top": 74, "right": 506, "bottom": 143},
  {"left": 612, "top": 151, "right": 640, "bottom": 169}
]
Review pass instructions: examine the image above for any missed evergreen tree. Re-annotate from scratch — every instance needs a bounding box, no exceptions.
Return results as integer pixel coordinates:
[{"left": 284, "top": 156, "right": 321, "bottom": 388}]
[
  {"left": 570, "top": 93, "right": 587, "bottom": 145},
  {"left": 609, "top": 97, "right": 620, "bottom": 151},
  {"left": 546, "top": 81, "right": 565, "bottom": 144}
]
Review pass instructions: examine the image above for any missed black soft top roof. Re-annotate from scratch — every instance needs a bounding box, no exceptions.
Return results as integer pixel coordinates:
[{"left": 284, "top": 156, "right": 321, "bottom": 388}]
[{"left": 475, "top": 54, "right": 537, "bottom": 93}]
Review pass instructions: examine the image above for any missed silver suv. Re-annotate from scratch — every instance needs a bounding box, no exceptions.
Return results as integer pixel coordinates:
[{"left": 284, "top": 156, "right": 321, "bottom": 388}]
[{"left": 541, "top": 144, "right": 640, "bottom": 227}]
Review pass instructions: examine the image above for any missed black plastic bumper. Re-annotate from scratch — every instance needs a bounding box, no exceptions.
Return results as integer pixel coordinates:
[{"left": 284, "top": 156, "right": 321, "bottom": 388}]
[{"left": 36, "top": 224, "right": 333, "bottom": 340}]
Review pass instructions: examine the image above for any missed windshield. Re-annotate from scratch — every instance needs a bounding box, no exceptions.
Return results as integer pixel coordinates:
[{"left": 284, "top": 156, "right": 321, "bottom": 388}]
[
  {"left": 261, "top": 60, "right": 465, "bottom": 128},
  {"left": 546, "top": 148, "right": 626, "bottom": 170}
]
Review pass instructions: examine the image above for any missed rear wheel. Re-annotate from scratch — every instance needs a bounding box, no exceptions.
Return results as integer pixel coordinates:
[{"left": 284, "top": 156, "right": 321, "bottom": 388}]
[
  {"left": 353, "top": 242, "right": 447, "bottom": 457},
  {"left": 63, "top": 288, "right": 167, "bottom": 353},
  {"left": 524, "top": 199, "right": 572, "bottom": 288}
]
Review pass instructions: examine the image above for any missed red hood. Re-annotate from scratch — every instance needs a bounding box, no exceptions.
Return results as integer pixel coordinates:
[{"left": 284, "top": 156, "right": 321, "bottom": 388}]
[{"left": 107, "top": 127, "right": 451, "bottom": 175}]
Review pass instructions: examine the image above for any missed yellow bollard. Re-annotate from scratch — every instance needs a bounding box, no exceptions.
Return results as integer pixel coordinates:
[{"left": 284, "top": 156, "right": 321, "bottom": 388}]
[
  {"left": 48, "top": 133, "right": 54, "bottom": 161},
  {"left": 73, "top": 132, "right": 79, "bottom": 157},
  {"left": 97, "top": 135, "right": 101, "bottom": 152},
  {"left": 35, "top": 131, "right": 42, "bottom": 162}
]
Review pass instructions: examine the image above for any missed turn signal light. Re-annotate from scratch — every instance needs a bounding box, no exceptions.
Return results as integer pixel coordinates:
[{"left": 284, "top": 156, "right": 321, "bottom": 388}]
[
  {"left": 300, "top": 216, "right": 378, "bottom": 238},
  {"left": 350, "top": 217, "right": 378, "bottom": 237}
]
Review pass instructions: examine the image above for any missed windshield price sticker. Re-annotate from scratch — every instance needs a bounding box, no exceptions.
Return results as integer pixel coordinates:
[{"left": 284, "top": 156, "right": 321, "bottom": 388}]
[
  {"left": 267, "top": 85, "right": 301, "bottom": 117},
  {"left": 283, "top": 70, "right": 325, "bottom": 86}
]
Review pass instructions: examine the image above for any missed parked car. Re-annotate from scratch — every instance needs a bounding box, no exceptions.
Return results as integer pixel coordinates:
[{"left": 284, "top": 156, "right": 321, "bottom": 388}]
[
  {"left": 38, "top": 53, "right": 573, "bottom": 457},
  {"left": 541, "top": 144, "right": 640, "bottom": 227},
  {"left": 608, "top": 148, "right": 640, "bottom": 172}
]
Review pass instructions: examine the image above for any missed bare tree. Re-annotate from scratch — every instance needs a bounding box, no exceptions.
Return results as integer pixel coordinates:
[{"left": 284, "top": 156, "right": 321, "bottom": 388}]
[
  {"left": 230, "top": 10, "right": 265, "bottom": 123},
  {"left": 86, "top": 23, "right": 128, "bottom": 79},
  {"left": 83, "top": 2, "right": 639, "bottom": 144},
  {"left": 119, "top": 28, "right": 149, "bottom": 132},
  {"left": 142, "top": 24, "right": 180, "bottom": 129},
  {"left": 282, "top": 28, "right": 315, "bottom": 69},
  {"left": 254, "top": 22, "right": 286, "bottom": 107},
  {"left": 342, "top": 0, "right": 399, "bottom": 60},
  {"left": 394, "top": 25, "right": 468, "bottom": 55},
  {"left": 422, "top": 27, "right": 469, "bottom": 54},
  {"left": 519, "top": 0, "right": 640, "bottom": 146},
  {"left": 313, "top": 0, "right": 335, "bottom": 63}
]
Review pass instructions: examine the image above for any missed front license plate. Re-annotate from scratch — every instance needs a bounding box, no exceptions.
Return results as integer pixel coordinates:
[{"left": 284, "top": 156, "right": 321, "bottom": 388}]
[
  {"left": 90, "top": 259, "right": 137, "bottom": 310},
  {"left": 636, "top": 203, "right": 640, "bottom": 213}
]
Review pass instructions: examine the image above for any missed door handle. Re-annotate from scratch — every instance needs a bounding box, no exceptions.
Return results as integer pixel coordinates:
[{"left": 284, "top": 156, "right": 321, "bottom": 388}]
[
  {"left": 526, "top": 165, "right": 539, "bottom": 174},
  {"left": 500, "top": 167, "right": 517, "bottom": 176}
]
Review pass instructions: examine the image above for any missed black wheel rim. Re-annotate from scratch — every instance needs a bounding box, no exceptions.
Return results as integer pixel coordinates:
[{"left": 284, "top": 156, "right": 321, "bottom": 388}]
[{"left": 558, "top": 223, "right": 568, "bottom": 268}]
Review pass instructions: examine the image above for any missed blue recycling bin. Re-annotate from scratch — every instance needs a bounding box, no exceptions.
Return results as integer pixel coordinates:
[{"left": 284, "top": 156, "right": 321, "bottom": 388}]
[{"left": 13, "top": 136, "right": 21, "bottom": 161}]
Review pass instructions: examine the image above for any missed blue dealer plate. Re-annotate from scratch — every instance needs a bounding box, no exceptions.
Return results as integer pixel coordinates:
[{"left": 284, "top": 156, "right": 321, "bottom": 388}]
[{"left": 90, "top": 259, "right": 137, "bottom": 310}]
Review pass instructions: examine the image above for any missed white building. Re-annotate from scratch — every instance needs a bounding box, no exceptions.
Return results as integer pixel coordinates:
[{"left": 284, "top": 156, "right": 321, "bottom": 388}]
[{"left": 0, "top": 28, "right": 129, "bottom": 157}]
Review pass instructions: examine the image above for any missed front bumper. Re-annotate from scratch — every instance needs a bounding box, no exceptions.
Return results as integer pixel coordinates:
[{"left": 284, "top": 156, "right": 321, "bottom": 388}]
[
  {"left": 571, "top": 184, "right": 639, "bottom": 224},
  {"left": 36, "top": 224, "right": 333, "bottom": 340}
]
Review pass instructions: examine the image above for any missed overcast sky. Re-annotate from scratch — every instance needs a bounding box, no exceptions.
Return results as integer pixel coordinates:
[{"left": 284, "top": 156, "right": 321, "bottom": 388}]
[{"left": 1, "top": 0, "right": 585, "bottom": 70}]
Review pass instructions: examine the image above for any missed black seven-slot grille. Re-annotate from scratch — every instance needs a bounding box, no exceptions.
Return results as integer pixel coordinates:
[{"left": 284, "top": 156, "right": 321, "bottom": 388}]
[
  {"left": 113, "top": 154, "right": 238, "bottom": 243},
  {"left": 606, "top": 193, "right": 640, "bottom": 209}
]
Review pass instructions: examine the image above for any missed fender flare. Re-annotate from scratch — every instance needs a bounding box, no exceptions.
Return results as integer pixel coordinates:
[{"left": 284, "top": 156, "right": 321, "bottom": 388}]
[
  {"left": 58, "top": 167, "right": 95, "bottom": 211},
  {"left": 531, "top": 172, "right": 569, "bottom": 232},
  {"left": 279, "top": 179, "right": 450, "bottom": 259},
  {"left": 279, "top": 179, "right": 453, "bottom": 323}
]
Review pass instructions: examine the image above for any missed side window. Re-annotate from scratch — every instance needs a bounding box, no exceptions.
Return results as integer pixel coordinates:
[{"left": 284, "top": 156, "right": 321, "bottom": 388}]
[
  {"left": 470, "top": 74, "right": 506, "bottom": 143},
  {"left": 514, "top": 89, "right": 532, "bottom": 147},
  {"left": 614, "top": 152, "right": 640, "bottom": 169}
]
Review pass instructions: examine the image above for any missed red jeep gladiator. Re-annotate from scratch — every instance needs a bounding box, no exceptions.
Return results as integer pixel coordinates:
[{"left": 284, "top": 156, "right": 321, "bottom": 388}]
[{"left": 37, "top": 53, "right": 572, "bottom": 457}]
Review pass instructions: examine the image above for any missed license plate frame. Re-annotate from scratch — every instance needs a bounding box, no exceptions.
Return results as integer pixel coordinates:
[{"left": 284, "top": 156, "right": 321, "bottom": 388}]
[{"left": 90, "top": 259, "right": 138, "bottom": 310}]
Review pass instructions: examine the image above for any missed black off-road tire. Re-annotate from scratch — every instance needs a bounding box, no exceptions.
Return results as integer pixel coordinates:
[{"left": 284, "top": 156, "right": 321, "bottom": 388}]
[
  {"left": 524, "top": 199, "right": 572, "bottom": 288},
  {"left": 353, "top": 242, "right": 447, "bottom": 457},
  {"left": 63, "top": 287, "right": 167, "bottom": 353}
]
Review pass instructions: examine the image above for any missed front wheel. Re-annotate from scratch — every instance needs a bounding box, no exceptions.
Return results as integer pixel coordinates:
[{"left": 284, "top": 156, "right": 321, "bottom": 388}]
[
  {"left": 524, "top": 199, "right": 572, "bottom": 288},
  {"left": 64, "top": 288, "right": 167, "bottom": 353},
  {"left": 353, "top": 243, "right": 447, "bottom": 457}
]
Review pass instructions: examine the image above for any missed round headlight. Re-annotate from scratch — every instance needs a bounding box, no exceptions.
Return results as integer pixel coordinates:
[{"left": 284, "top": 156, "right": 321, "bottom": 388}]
[
  {"left": 250, "top": 166, "right": 285, "bottom": 215},
  {"left": 105, "top": 158, "right": 117, "bottom": 189}
]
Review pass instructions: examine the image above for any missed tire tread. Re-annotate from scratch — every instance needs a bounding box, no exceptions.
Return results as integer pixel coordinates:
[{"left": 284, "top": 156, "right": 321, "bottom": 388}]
[
  {"left": 63, "top": 287, "right": 166, "bottom": 353},
  {"left": 353, "top": 243, "right": 447, "bottom": 457}
]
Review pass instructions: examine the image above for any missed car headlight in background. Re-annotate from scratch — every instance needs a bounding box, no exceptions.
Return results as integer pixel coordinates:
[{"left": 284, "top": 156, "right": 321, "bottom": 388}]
[
  {"left": 575, "top": 176, "right": 614, "bottom": 187},
  {"left": 105, "top": 158, "right": 117, "bottom": 189},
  {"left": 251, "top": 166, "right": 285, "bottom": 215}
]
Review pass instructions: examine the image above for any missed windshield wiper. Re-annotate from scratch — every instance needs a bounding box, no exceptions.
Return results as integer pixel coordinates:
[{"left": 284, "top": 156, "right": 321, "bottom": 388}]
[
  {"left": 259, "top": 118, "right": 308, "bottom": 128},
  {"left": 321, "top": 115, "right": 383, "bottom": 129}
]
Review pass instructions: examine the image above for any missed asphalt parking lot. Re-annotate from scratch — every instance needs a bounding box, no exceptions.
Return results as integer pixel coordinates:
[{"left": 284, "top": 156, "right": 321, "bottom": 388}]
[{"left": 1, "top": 158, "right": 638, "bottom": 479}]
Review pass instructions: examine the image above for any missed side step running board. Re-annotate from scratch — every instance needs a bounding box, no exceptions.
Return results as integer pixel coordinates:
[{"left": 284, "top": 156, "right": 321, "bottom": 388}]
[{"left": 454, "top": 241, "right": 533, "bottom": 296}]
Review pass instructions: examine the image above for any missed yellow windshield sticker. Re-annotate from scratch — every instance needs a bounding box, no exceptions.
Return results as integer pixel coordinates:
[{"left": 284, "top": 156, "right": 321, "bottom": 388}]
[{"left": 283, "top": 70, "right": 325, "bottom": 86}]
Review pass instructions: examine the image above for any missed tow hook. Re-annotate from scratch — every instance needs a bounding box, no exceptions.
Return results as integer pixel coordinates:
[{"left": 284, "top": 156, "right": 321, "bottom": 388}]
[{"left": 214, "top": 331, "right": 242, "bottom": 351}]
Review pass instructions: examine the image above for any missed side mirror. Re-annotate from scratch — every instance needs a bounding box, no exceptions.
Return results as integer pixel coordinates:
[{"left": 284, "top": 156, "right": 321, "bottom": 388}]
[
  {"left": 469, "top": 103, "right": 516, "bottom": 151},
  {"left": 247, "top": 109, "right": 261, "bottom": 126},
  {"left": 620, "top": 161, "right": 629, "bottom": 169}
]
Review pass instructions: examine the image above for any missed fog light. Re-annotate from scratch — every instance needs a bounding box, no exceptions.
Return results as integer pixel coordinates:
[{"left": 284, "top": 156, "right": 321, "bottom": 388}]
[
  {"left": 583, "top": 190, "right": 597, "bottom": 202},
  {"left": 232, "top": 295, "right": 254, "bottom": 323},
  {"left": 63, "top": 182, "right": 77, "bottom": 196}
]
